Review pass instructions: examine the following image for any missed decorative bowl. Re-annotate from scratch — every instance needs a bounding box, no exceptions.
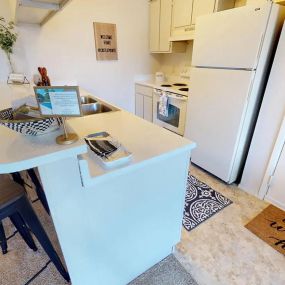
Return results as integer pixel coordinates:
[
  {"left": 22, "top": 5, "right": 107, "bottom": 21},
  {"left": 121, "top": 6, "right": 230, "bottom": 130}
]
[{"left": 0, "top": 108, "right": 62, "bottom": 136}]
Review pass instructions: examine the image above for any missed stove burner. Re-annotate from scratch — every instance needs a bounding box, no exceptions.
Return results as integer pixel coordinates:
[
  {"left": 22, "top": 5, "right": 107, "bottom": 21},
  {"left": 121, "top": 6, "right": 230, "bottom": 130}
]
[
  {"left": 179, "top": 88, "right": 189, "bottom": 92},
  {"left": 173, "top": 83, "right": 187, "bottom": 87},
  {"left": 161, "top": 84, "right": 172, "bottom": 87}
]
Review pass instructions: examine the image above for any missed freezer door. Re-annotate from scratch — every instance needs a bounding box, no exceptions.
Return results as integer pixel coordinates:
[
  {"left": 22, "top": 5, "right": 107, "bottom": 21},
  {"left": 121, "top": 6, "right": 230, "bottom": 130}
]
[
  {"left": 192, "top": 3, "right": 271, "bottom": 69},
  {"left": 184, "top": 68, "right": 255, "bottom": 183}
]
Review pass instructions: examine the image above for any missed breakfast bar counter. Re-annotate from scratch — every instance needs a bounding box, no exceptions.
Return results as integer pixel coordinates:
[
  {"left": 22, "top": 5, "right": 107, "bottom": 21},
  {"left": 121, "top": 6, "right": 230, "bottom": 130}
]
[{"left": 0, "top": 84, "right": 196, "bottom": 285}]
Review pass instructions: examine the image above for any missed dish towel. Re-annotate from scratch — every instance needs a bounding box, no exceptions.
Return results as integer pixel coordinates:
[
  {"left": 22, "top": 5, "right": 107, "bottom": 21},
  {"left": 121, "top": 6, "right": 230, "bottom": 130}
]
[{"left": 159, "top": 91, "right": 169, "bottom": 117}]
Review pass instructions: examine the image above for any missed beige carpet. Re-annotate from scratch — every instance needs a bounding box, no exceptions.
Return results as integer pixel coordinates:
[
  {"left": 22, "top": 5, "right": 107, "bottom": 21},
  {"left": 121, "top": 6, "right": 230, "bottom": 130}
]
[
  {"left": 128, "top": 255, "right": 198, "bottom": 285},
  {"left": 0, "top": 175, "right": 69, "bottom": 285}
]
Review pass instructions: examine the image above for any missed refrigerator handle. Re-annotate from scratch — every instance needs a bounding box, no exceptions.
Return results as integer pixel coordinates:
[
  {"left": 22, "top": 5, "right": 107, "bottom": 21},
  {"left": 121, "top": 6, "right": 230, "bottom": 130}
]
[
  {"left": 246, "top": 76, "right": 255, "bottom": 103},
  {"left": 257, "top": 33, "right": 265, "bottom": 63}
]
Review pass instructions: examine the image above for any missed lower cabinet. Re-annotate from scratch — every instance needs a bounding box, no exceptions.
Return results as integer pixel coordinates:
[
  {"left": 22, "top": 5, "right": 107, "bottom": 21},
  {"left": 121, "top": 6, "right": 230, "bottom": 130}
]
[
  {"left": 143, "top": 96, "right": 153, "bottom": 122},
  {"left": 135, "top": 84, "right": 153, "bottom": 122},
  {"left": 135, "top": 93, "right": 144, "bottom": 118}
]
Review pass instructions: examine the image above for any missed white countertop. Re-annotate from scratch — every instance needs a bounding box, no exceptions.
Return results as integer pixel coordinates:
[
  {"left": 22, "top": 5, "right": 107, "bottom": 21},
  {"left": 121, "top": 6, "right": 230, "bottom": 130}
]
[
  {"left": 1, "top": 84, "right": 34, "bottom": 109},
  {"left": 0, "top": 84, "right": 195, "bottom": 179},
  {"left": 69, "top": 110, "right": 195, "bottom": 184}
]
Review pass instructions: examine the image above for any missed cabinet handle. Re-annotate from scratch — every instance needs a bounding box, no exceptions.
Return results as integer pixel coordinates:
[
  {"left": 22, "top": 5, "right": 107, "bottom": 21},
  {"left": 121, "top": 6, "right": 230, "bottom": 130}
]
[{"left": 185, "top": 26, "right": 194, "bottom": 32}]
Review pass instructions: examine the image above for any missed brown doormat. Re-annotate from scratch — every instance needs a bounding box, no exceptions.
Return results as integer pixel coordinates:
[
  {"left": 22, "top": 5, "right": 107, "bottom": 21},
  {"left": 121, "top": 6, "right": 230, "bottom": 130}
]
[{"left": 245, "top": 205, "right": 285, "bottom": 256}]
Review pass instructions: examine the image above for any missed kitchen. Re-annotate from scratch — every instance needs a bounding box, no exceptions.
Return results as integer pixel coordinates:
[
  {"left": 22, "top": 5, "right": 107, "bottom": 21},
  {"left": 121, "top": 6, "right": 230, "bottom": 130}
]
[{"left": 0, "top": 0, "right": 285, "bottom": 285}]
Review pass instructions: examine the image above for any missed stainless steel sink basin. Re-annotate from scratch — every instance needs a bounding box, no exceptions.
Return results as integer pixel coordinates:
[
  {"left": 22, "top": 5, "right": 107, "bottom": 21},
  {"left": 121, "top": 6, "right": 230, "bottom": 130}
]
[
  {"left": 80, "top": 95, "right": 118, "bottom": 116},
  {"left": 81, "top": 103, "right": 113, "bottom": 116},
  {"left": 81, "top": 96, "right": 97, "bottom": 104}
]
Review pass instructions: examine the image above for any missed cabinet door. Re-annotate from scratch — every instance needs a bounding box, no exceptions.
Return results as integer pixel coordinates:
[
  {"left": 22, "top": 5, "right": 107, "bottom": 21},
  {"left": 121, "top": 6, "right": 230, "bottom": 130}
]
[
  {"left": 172, "top": 0, "right": 193, "bottom": 28},
  {"left": 191, "top": 0, "right": 216, "bottom": 26},
  {"left": 159, "top": 0, "right": 172, "bottom": 52},
  {"left": 135, "top": 93, "right": 144, "bottom": 118},
  {"left": 149, "top": 0, "right": 160, "bottom": 52},
  {"left": 185, "top": 67, "right": 254, "bottom": 183},
  {"left": 143, "top": 95, "right": 153, "bottom": 122}
]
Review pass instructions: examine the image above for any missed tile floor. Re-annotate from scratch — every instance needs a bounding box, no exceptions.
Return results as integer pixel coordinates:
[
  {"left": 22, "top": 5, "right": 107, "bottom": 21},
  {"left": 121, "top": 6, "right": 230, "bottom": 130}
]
[
  {"left": 1, "top": 165, "right": 285, "bottom": 285},
  {"left": 175, "top": 165, "right": 285, "bottom": 285}
]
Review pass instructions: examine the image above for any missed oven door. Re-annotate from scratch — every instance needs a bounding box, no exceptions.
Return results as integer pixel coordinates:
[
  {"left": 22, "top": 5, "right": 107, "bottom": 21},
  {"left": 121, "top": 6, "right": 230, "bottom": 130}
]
[{"left": 153, "top": 90, "right": 188, "bottom": 136}]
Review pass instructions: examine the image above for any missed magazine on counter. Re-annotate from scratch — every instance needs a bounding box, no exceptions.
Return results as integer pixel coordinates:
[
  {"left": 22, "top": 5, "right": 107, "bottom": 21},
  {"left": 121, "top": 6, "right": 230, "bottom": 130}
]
[{"left": 84, "top": 131, "right": 132, "bottom": 169}]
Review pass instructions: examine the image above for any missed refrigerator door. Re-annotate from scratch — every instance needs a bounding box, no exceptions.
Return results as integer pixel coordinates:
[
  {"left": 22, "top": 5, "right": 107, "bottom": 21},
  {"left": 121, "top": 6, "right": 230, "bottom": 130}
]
[
  {"left": 185, "top": 68, "right": 255, "bottom": 183},
  {"left": 192, "top": 3, "right": 271, "bottom": 69}
]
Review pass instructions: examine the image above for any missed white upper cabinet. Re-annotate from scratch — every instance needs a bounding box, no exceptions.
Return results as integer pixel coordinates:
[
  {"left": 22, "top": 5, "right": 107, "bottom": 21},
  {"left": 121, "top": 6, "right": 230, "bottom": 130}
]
[
  {"left": 160, "top": 0, "right": 173, "bottom": 52},
  {"left": 191, "top": 0, "right": 216, "bottom": 26},
  {"left": 172, "top": 0, "right": 193, "bottom": 28},
  {"left": 149, "top": 0, "right": 186, "bottom": 53},
  {"left": 171, "top": 0, "right": 235, "bottom": 41},
  {"left": 149, "top": 0, "right": 161, "bottom": 51}
]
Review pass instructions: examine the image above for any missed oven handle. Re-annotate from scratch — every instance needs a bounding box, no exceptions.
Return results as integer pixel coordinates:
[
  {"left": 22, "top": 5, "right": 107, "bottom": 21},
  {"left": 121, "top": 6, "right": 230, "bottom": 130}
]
[
  {"left": 167, "top": 94, "right": 188, "bottom": 101},
  {"left": 153, "top": 90, "right": 188, "bottom": 101}
]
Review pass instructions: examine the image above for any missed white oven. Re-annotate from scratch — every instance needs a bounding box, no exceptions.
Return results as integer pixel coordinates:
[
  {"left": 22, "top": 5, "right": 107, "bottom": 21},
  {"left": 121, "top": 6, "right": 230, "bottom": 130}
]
[{"left": 153, "top": 88, "right": 188, "bottom": 136}]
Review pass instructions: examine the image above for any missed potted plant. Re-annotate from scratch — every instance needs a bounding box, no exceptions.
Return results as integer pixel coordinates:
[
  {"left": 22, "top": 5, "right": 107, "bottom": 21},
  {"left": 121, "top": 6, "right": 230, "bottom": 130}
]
[{"left": 0, "top": 16, "right": 17, "bottom": 73}]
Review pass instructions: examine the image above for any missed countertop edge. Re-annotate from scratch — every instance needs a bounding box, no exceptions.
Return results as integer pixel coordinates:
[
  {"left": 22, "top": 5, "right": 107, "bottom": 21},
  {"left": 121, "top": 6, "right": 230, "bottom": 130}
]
[
  {"left": 0, "top": 143, "right": 87, "bottom": 174},
  {"left": 78, "top": 143, "right": 196, "bottom": 187}
]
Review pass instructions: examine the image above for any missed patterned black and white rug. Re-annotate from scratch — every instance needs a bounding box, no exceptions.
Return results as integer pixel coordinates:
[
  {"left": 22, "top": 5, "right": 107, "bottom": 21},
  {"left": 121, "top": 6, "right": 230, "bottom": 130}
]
[{"left": 183, "top": 175, "right": 233, "bottom": 232}]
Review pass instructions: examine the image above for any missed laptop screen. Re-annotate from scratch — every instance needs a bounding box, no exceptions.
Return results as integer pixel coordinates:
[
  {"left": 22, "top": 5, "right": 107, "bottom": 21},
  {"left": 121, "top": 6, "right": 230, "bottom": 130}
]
[{"left": 34, "top": 86, "right": 82, "bottom": 117}]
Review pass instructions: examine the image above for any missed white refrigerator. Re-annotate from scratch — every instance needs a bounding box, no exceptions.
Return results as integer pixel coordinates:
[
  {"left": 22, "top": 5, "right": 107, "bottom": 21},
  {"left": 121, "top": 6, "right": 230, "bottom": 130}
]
[{"left": 184, "top": 2, "right": 285, "bottom": 184}]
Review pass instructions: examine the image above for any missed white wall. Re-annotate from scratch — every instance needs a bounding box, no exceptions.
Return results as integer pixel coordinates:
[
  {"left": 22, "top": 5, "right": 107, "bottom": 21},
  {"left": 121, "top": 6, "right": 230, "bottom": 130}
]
[
  {"left": 1, "top": 0, "right": 160, "bottom": 112},
  {"left": 0, "top": 0, "right": 32, "bottom": 81},
  {"left": 0, "top": 0, "right": 13, "bottom": 80},
  {"left": 240, "top": 23, "right": 285, "bottom": 196}
]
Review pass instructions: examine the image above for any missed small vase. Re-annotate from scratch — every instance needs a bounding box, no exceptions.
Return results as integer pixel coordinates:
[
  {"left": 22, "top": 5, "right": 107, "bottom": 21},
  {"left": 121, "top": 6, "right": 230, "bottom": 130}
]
[{"left": 5, "top": 52, "right": 14, "bottom": 73}]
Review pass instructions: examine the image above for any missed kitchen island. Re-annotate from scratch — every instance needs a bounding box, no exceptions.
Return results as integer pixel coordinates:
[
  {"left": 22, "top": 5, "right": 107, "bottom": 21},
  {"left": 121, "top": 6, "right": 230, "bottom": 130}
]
[{"left": 0, "top": 84, "right": 196, "bottom": 285}]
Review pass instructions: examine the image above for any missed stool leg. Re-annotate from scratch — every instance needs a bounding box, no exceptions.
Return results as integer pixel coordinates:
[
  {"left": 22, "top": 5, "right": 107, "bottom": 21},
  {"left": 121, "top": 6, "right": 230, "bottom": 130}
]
[
  {"left": 0, "top": 221, "right": 8, "bottom": 254},
  {"left": 19, "top": 197, "right": 70, "bottom": 282},
  {"left": 11, "top": 172, "right": 25, "bottom": 187},
  {"left": 27, "top": 169, "right": 50, "bottom": 215},
  {"left": 10, "top": 213, "right": 37, "bottom": 252}
]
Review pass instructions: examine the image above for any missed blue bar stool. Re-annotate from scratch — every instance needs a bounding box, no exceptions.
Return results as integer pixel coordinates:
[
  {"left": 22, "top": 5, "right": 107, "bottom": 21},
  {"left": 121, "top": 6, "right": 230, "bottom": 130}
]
[
  {"left": 0, "top": 179, "right": 70, "bottom": 282},
  {"left": 11, "top": 169, "right": 50, "bottom": 215}
]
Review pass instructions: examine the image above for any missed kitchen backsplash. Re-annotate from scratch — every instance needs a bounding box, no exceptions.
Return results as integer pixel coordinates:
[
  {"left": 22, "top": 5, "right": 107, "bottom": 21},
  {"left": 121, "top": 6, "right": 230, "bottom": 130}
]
[
  {"left": 235, "top": 0, "right": 247, "bottom": 7},
  {"left": 156, "top": 42, "right": 193, "bottom": 77}
]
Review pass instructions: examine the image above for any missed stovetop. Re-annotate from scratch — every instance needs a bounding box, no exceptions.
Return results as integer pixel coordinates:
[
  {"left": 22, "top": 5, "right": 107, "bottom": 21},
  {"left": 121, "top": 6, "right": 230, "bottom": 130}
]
[{"left": 156, "top": 82, "right": 189, "bottom": 96}]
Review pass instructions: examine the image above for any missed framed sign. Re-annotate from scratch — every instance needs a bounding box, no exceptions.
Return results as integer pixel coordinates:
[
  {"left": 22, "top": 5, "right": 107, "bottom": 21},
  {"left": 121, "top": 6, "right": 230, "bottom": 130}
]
[
  {"left": 93, "top": 22, "right": 118, "bottom": 61},
  {"left": 34, "top": 86, "right": 82, "bottom": 117}
]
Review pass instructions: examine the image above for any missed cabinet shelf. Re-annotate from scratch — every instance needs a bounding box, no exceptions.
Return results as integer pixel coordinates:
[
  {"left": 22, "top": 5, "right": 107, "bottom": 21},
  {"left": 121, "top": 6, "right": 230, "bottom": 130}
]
[
  {"left": 11, "top": 0, "right": 71, "bottom": 25},
  {"left": 169, "top": 30, "right": 195, "bottom": 42}
]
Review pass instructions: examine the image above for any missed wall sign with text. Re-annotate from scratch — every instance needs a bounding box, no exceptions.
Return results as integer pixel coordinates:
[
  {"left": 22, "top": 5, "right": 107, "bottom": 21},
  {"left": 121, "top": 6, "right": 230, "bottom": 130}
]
[{"left": 93, "top": 22, "right": 118, "bottom": 61}]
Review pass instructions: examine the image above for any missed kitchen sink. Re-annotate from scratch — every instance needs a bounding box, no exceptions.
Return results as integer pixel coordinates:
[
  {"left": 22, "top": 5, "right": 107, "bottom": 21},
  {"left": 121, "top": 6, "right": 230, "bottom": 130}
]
[
  {"left": 81, "top": 102, "right": 114, "bottom": 116},
  {"left": 81, "top": 96, "right": 97, "bottom": 104},
  {"left": 80, "top": 95, "right": 118, "bottom": 116}
]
